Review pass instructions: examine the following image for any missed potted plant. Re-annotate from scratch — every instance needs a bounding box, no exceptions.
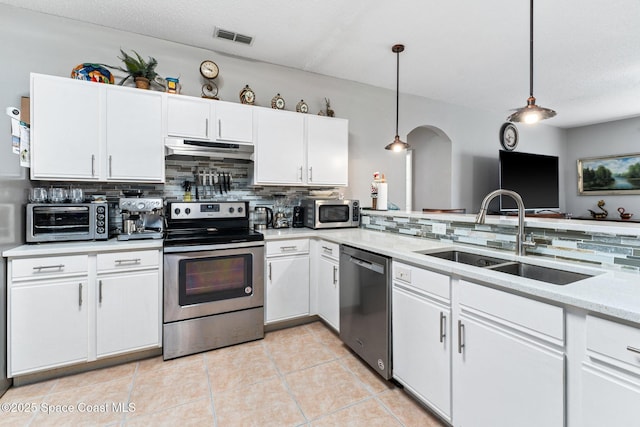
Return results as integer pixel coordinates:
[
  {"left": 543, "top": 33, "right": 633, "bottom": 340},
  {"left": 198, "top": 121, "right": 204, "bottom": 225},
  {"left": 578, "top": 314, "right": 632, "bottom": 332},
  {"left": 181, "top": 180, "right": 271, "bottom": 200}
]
[{"left": 107, "top": 49, "right": 161, "bottom": 89}]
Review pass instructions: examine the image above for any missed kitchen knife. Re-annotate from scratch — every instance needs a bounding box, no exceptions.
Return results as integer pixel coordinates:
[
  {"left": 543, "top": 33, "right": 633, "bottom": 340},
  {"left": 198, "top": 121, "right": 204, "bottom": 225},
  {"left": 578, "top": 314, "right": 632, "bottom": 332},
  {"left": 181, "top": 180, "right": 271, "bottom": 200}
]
[{"left": 194, "top": 168, "right": 200, "bottom": 200}]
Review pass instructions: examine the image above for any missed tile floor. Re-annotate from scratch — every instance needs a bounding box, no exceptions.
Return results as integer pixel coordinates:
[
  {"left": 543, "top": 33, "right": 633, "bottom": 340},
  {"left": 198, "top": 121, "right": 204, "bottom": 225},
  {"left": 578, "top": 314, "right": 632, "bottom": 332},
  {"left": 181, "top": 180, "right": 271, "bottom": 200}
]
[{"left": 0, "top": 321, "right": 446, "bottom": 426}]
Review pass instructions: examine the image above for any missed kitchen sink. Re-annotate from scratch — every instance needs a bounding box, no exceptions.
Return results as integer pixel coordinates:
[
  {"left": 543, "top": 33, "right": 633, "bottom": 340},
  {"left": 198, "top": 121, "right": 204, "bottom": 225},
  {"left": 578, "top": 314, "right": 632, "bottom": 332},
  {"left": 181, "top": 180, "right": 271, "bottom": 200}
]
[
  {"left": 415, "top": 249, "right": 510, "bottom": 268},
  {"left": 487, "top": 262, "right": 593, "bottom": 285}
]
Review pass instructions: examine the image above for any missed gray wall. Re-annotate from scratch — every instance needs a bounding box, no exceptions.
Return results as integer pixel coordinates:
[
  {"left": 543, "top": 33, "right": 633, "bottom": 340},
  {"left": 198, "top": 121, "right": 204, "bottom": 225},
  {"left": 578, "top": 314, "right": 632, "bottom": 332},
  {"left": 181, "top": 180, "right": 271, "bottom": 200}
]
[
  {"left": 565, "top": 116, "right": 640, "bottom": 218},
  {"left": 0, "top": 4, "right": 567, "bottom": 215}
]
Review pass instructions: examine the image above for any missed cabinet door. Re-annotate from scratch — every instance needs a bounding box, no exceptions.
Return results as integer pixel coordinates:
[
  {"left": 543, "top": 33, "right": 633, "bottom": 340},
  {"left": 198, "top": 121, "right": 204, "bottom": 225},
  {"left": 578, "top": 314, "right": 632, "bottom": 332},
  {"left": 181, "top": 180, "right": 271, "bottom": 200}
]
[
  {"left": 266, "top": 256, "right": 310, "bottom": 323},
  {"left": 453, "top": 314, "right": 564, "bottom": 427},
  {"left": 30, "top": 74, "right": 101, "bottom": 180},
  {"left": 393, "top": 286, "right": 451, "bottom": 421},
  {"left": 255, "top": 109, "right": 305, "bottom": 185},
  {"left": 306, "top": 115, "right": 348, "bottom": 186},
  {"left": 317, "top": 256, "right": 339, "bottom": 331},
  {"left": 96, "top": 270, "right": 160, "bottom": 357},
  {"left": 214, "top": 101, "right": 253, "bottom": 143},
  {"left": 166, "top": 95, "right": 212, "bottom": 139},
  {"left": 106, "top": 87, "right": 164, "bottom": 182},
  {"left": 581, "top": 364, "right": 640, "bottom": 427},
  {"left": 10, "top": 280, "right": 88, "bottom": 375}
]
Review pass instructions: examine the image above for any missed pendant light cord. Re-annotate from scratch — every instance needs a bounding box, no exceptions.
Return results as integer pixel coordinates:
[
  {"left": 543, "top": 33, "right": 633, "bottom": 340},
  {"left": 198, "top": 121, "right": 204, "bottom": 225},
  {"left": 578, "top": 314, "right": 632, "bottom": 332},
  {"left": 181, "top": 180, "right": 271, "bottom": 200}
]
[
  {"left": 529, "top": 0, "right": 534, "bottom": 97},
  {"left": 395, "top": 48, "right": 400, "bottom": 136}
]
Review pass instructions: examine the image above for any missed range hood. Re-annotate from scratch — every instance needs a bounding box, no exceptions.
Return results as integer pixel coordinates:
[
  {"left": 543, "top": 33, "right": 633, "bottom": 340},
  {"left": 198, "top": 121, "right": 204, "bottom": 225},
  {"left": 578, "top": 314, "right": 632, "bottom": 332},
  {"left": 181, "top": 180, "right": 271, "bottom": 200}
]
[{"left": 165, "top": 138, "right": 254, "bottom": 161}]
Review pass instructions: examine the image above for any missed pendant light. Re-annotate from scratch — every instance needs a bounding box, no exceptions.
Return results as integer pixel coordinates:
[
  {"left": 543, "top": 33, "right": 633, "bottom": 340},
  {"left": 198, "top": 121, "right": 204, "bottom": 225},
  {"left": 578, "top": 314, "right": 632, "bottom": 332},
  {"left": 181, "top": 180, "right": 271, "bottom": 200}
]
[
  {"left": 507, "top": 0, "right": 556, "bottom": 124},
  {"left": 385, "top": 44, "right": 410, "bottom": 151}
]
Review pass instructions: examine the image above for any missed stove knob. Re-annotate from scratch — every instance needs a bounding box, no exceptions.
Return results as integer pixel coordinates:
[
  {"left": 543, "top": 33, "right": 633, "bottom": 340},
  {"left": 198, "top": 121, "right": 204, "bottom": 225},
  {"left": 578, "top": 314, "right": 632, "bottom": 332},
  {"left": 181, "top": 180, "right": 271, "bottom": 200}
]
[
  {"left": 137, "top": 202, "right": 146, "bottom": 210},
  {"left": 174, "top": 208, "right": 181, "bottom": 215},
  {"left": 185, "top": 208, "right": 191, "bottom": 215},
  {"left": 228, "top": 207, "right": 235, "bottom": 213},
  {"left": 238, "top": 207, "right": 243, "bottom": 213}
]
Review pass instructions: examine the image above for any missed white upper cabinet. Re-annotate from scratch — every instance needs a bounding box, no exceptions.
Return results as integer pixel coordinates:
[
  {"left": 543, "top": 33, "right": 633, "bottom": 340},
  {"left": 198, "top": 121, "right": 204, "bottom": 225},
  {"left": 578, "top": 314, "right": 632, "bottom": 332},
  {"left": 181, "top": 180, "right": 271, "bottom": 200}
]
[
  {"left": 31, "top": 74, "right": 102, "bottom": 180},
  {"left": 166, "top": 96, "right": 254, "bottom": 143},
  {"left": 255, "top": 108, "right": 305, "bottom": 185},
  {"left": 306, "top": 115, "right": 348, "bottom": 186},
  {"left": 166, "top": 95, "right": 211, "bottom": 140},
  {"left": 254, "top": 109, "right": 349, "bottom": 186},
  {"left": 105, "top": 86, "right": 164, "bottom": 182},
  {"left": 30, "top": 73, "right": 164, "bottom": 182},
  {"left": 214, "top": 101, "right": 254, "bottom": 143}
]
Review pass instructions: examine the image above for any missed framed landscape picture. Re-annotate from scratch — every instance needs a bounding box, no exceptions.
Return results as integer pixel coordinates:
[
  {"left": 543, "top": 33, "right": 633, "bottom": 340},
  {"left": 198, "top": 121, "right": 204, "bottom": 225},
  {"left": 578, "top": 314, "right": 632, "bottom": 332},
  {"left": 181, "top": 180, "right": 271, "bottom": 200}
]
[{"left": 578, "top": 153, "right": 640, "bottom": 195}]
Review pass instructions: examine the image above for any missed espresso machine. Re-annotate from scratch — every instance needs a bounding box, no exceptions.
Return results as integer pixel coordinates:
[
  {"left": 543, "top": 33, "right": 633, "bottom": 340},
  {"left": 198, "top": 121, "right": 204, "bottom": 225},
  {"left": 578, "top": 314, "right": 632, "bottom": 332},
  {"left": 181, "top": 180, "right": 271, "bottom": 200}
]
[{"left": 117, "top": 197, "right": 164, "bottom": 240}]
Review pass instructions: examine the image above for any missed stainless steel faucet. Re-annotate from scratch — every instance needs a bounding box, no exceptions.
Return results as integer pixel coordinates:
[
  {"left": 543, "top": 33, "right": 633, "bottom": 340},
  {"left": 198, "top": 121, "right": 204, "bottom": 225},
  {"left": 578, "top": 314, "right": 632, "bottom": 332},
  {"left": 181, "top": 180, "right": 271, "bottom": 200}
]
[{"left": 475, "top": 189, "right": 535, "bottom": 256}]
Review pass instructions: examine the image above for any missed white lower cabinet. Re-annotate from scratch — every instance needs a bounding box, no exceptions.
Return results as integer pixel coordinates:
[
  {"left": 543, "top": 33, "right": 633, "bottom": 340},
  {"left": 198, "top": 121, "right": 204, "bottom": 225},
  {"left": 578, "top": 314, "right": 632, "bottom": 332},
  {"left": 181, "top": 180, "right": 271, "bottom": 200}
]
[
  {"left": 316, "top": 241, "right": 340, "bottom": 331},
  {"left": 579, "top": 315, "right": 640, "bottom": 427},
  {"left": 7, "top": 248, "right": 162, "bottom": 377},
  {"left": 453, "top": 280, "right": 565, "bottom": 427},
  {"left": 10, "top": 279, "right": 89, "bottom": 375},
  {"left": 265, "top": 239, "right": 310, "bottom": 324},
  {"left": 392, "top": 262, "right": 451, "bottom": 422},
  {"left": 96, "top": 270, "right": 160, "bottom": 358}
]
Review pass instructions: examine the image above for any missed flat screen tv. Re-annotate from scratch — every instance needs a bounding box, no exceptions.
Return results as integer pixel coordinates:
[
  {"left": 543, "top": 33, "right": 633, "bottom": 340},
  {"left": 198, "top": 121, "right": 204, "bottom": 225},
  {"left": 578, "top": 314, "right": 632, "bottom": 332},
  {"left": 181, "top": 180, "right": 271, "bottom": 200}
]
[{"left": 499, "top": 150, "right": 560, "bottom": 212}]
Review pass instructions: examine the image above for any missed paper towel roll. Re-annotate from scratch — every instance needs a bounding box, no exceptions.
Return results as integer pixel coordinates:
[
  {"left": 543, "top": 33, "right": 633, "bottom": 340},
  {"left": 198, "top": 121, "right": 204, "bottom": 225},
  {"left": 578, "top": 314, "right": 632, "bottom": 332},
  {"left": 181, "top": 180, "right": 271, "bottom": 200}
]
[{"left": 376, "top": 183, "right": 388, "bottom": 211}]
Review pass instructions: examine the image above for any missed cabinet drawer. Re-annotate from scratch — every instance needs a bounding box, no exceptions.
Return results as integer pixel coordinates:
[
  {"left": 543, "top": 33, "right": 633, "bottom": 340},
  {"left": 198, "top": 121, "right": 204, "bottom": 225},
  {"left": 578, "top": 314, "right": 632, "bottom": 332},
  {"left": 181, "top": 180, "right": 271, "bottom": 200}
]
[
  {"left": 393, "top": 262, "right": 450, "bottom": 301},
  {"left": 587, "top": 315, "right": 640, "bottom": 369},
  {"left": 97, "top": 250, "right": 159, "bottom": 272},
  {"left": 266, "top": 239, "right": 309, "bottom": 257},
  {"left": 459, "top": 280, "right": 564, "bottom": 342},
  {"left": 318, "top": 241, "right": 339, "bottom": 261},
  {"left": 12, "top": 255, "right": 88, "bottom": 280}
]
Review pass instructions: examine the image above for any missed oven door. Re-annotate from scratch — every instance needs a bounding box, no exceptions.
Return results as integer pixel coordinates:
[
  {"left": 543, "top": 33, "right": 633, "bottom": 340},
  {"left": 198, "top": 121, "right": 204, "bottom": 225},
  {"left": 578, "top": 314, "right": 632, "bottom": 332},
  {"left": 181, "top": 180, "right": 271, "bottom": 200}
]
[{"left": 163, "top": 243, "right": 264, "bottom": 323}]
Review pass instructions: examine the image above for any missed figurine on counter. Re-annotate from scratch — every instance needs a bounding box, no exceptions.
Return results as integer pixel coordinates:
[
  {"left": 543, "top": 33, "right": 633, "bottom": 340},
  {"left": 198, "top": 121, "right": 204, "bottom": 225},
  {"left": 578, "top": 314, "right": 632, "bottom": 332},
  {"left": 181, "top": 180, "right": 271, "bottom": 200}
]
[
  {"left": 588, "top": 200, "right": 608, "bottom": 219},
  {"left": 618, "top": 207, "right": 634, "bottom": 220}
]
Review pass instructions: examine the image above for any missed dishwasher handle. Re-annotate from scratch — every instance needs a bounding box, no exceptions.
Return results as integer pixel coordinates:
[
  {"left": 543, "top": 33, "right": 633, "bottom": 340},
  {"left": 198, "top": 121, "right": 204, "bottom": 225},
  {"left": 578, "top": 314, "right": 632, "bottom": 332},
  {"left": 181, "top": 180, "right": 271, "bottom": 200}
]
[{"left": 348, "top": 255, "right": 385, "bottom": 274}]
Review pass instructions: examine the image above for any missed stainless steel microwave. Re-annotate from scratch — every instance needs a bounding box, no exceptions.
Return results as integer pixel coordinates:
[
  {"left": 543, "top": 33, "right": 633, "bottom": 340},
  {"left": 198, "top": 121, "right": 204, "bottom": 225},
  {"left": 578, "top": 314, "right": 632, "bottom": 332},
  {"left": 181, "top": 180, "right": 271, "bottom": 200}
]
[
  {"left": 301, "top": 199, "right": 360, "bottom": 229},
  {"left": 26, "top": 203, "right": 110, "bottom": 243}
]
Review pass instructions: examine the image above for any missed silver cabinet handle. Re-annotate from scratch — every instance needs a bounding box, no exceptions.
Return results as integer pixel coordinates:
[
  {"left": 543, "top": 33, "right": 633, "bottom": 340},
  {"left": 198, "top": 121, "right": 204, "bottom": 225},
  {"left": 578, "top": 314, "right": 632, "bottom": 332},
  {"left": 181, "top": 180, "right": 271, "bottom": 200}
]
[
  {"left": 99, "top": 280, "right": 103, "bottom": 303},
  {"left": 440, "top": 312, "right": 447, "bottom": 343},
  {"left": 91, "top": 154, "right": 95, "bottom": 177},
  {"left": 268, "top": 262, "right": 272, "bottom": 281},
  {"left": 108, "top": 155, "right": 113, "bottom": 177},
  {"left": 33, "top": 264, "right": 64, "bottom": 272},
  {"left": 298, "top": 166, "right": 303, "bottom": 182},
  {"left": 114, "top": 258, "right": 141, "bottom": 265},
  {"left": 78, "top": 283, "right": 83, "bottom": 307},
  {"left": 218, "top": 119, "right": 222, "bottom": 139},
  {"left": 458, "top": 320, "right": 465, "bottom": 354},
  {"left": 322, "top": 246, "right": 333, "bottom": 254},
  {"left": 309, "top": 166, "right": 313, "bottom": 182},
  {"left": 333, "top": 265, "right": 338, "bottom": 285},
  {"left": 205, "top": 118, "right": 209, "bottom": 138},
  {"left": 627, "top": 346, "right": 640, "bottom": 354},
  {"left": 280, "top": 246, "right": 298, "bottom": 252}
]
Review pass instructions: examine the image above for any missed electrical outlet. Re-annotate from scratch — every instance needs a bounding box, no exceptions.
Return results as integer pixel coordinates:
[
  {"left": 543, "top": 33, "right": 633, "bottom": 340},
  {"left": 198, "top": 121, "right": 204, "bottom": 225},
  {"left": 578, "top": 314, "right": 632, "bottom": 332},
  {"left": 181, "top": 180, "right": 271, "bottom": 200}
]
[{"left": 432, "top": 223, "right": 447, "bottom": 235}]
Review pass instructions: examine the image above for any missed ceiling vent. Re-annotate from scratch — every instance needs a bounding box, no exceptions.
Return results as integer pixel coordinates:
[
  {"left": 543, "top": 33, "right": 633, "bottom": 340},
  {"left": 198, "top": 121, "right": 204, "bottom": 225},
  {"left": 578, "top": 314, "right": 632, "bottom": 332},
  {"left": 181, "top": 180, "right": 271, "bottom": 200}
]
[{"left": 214, "top": 27, "right": 253, "bottom": 46}]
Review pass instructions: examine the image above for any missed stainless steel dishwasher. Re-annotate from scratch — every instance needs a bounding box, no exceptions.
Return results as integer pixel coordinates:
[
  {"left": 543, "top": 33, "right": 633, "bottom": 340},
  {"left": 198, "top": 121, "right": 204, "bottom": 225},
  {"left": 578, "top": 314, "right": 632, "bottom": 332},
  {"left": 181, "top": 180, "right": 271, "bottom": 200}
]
[{"left": 339, "top": 244, "right": 392, "bottom": 380}]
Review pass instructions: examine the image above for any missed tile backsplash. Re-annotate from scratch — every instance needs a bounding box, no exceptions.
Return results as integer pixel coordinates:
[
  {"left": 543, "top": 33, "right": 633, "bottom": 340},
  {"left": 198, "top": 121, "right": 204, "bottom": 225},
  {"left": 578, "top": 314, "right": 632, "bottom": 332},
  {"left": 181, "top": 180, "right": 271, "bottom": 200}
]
[
  {"left": 33, "top": 156, "right": 336, "bottom": 209},
  {"left": 361, "top": 212, "right": 640, "bottom": 271}
]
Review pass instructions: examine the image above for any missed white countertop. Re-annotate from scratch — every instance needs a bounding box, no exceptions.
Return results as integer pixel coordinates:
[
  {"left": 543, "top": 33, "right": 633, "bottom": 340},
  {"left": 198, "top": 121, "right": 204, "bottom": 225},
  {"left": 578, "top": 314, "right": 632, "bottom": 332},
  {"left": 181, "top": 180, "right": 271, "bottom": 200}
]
[
  {"left": 2, "top": 238, "right": 163, "bottom": 258},
  {"left": 263, "top": 227, "right": 640, "bottom": 324},
  {"left": 4, "top": 228, "right": 639, "bottom": 324}
]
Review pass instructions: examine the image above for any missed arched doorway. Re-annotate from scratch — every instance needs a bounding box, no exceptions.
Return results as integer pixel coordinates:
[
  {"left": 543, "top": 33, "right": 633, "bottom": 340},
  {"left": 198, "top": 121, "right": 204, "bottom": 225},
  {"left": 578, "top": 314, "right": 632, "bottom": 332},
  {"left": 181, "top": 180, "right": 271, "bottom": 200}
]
[{"left": 407, "top": 126, "right": 453, "bottom": 211}]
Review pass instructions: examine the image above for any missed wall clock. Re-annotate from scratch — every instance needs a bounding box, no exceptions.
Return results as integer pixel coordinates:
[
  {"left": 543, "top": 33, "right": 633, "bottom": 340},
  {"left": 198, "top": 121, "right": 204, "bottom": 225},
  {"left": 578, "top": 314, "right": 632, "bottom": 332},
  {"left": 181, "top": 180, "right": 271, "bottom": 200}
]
[
  {"left": 500, "top": 122, "right": 519, "bottom": 151},
  {"left": 200, "top": 60, "right": 219, "bottom": 99}
]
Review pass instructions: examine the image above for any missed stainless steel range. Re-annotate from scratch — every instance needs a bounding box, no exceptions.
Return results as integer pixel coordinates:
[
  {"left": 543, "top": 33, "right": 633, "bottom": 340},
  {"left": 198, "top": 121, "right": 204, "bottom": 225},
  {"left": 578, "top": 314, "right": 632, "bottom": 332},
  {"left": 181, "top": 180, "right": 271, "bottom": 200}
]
[{"left": 163, "top": 201, "right": 265, "bottom": 360}]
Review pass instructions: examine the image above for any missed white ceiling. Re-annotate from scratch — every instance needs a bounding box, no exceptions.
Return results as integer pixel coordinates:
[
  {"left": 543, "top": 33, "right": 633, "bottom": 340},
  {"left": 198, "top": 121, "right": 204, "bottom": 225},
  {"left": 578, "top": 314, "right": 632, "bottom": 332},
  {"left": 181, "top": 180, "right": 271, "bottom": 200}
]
[{"left": 4, "top": 0, "right": 640, "bottom": 128}]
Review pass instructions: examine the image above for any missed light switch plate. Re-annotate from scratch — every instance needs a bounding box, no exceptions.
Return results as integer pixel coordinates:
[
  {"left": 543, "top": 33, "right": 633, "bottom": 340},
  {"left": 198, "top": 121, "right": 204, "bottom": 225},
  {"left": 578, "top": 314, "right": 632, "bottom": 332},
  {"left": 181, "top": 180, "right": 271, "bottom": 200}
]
[{"left": 432, "top": 223, "right": 447, "bottom": 235}]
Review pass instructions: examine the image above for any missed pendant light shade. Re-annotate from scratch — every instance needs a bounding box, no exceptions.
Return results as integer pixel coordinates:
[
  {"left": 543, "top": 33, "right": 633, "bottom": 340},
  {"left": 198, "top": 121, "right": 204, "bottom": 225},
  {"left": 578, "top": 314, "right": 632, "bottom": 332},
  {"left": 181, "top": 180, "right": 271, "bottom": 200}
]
[
  {"left": 507, "top": 0, "right": 556, "bottom": 124},
  {"left": 385, "top": 44, "right": 410, "bottom": 151}
]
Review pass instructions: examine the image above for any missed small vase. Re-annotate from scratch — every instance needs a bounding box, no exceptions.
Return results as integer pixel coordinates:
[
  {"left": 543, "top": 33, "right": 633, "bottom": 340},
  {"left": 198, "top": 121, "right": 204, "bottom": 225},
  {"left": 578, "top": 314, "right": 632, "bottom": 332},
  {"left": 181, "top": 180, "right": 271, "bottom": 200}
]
[{"left": 134, "top": 77, "right": 150, "bottom": 89}]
